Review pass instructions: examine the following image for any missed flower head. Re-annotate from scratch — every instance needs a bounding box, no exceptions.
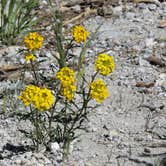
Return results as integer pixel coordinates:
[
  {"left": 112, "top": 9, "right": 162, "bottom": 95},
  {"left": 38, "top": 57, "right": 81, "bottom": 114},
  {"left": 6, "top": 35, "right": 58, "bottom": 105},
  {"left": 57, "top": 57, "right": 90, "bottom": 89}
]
[
  {"left": 56, "top": 67, "right": 76, "bottom": 101},
  {"left": 25, "top": 54, "right": 36, "bottom": 62},
  {"left": 33, "top": 88, "right": 55, "bottom": 111},
  {"left": 61, "top": 85, "right": 76, "bottom": 101},
  {"left": 56, "top": 67, "right": 75, "bottom": 86},
  {"left": 95, "top": 54, "right": 115, "bottom": 76},
  {"left": 18, "top": 85, "right": 37, "bottom": 106},
  {"left": 90, "top": 79, "right": 109, "bottom": 103},
  {"left": 18, "top": 85, "right": 54, "bottom": 111},
  {"left": 24, "top": 32, "right": 43, "bottom": 50},
  {"left": 71, "top": 25, "right": 90, "bottom": 43}
]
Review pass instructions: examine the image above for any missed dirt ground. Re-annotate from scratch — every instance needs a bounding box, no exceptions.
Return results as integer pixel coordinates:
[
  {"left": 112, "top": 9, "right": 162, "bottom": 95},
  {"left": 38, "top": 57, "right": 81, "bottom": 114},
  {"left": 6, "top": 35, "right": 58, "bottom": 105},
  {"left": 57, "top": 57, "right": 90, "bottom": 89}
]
[{"left": 0, "top": 0, "right": 166, "bottom": 165}]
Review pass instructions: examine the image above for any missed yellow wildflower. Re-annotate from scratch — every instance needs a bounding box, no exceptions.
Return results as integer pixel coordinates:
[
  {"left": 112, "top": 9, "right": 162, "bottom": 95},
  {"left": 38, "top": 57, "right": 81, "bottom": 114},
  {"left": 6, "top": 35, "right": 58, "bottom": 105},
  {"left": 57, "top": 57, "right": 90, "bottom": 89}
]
[
  {"left": 71, "top": 25, "right": 90, "bottom": 43},
  {"left": 24, "top": 32, "right": 43, "bottom": 50},
  {"left": 56, "top": 67, "right": 76, "bottom": 101},
  {"left": 61, "top": 84, "right": 76, "bottom": 101},
  {"left": 25, "top": 54, "right": 36, "bottom": 62},
  {"left": 90, "top": 79, "right": 109, "bottom": 103},
  {"left": 18, "top": 85, "right": 39, "bottom": 107},
  {"left": 95, "top": 53, "right": 115, "bottom": 76},
  {"left": 56, "top": 67, "right": 75, "bottom": 86},
  {"left": 33, "top": 88, "right": 55, "bottom": 111},
  {"left": 18, "top": 85, "right": 54, "bottom": 111}
]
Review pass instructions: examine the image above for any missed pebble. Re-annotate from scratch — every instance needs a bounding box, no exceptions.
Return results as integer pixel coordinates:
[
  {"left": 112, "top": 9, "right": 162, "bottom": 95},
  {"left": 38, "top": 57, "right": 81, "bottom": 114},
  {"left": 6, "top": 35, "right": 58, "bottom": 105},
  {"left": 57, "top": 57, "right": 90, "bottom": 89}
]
[
  {"left": 71, "top": 5, "right": 81, "bottom": 13},
  {"left": 126, "top": 12, "right": 135, "bottom": 19},
  {"left": 112, "top": 6, "right": 122, "bottom": 16},
  {"left": 148, "top": 4, "right": 157, "bottom": 11},
  {"left": 0, "top": 2, "right": 166, "bottom": 166},
  {"left": 145, "top": 38, "right": 156, "bottom": 48},
  {"left": 155, "top": 73, "right": 166, "bottom": 87},
  {"left": 51, "top": 142, "right": 60, "bottom": 154},
  {"left": 137, "top": 3, "right": 147, "bottom": 9}
]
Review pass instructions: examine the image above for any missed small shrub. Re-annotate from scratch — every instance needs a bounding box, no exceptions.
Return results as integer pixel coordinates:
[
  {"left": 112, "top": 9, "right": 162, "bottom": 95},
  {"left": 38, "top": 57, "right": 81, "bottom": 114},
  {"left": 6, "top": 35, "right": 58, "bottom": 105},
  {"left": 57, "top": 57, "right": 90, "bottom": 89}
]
[{"left": 15, "top": 0, "right": 116, "bottom": 158}]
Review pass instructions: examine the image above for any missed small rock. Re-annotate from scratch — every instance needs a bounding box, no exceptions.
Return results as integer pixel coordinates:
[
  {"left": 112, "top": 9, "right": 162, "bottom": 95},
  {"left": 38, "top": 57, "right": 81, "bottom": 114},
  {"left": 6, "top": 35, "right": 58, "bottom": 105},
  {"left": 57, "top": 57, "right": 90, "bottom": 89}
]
[
  {"left": 134, "top": 136, "right": 144, "bottom": 141},
  {"left": 126, "top": 12, "right": 135, "bottom": 19},
  {"left": 145, "top": 38, "right": 156, "bottom": 48},
  {"left": 112, "top": 6, "right": 122, "bottom": 16},
  {"left": 138, "top": 57, "right": 150, "bottom": 66},
  {"left": 138, "top": 3, "right": 147, "bottom": 9},
  {"left": 155, "top": 74, "right": 166, "bottom": 87},
  {"left": 71, "top": 47, "right": 82, "bottom": 57},
  {"left": 71, "top": 5, "right": 81, "bottom": 13},
  {"left": 42, "top": 0, "right": 47, "bottom": 5},
  {"left": 51, "top": 142, "right": 60, "bottom": 154},
  {"left": 46, "top": 26, "right": 52, "bottom": 31},
  {"left": 14, "top": 159, "right": 22, "bottom": 164},
  {"left": 144, "top": 148, "right": 151, "bottom": 153},
  {"left": 146, "top": 134, "right": 153, "bottom": 141},
  {"left": 148, "top": 4, "right": 157, "bottom": 11},
  {"left": 46, "top": 51, "right": 52, "bottom": 58}
]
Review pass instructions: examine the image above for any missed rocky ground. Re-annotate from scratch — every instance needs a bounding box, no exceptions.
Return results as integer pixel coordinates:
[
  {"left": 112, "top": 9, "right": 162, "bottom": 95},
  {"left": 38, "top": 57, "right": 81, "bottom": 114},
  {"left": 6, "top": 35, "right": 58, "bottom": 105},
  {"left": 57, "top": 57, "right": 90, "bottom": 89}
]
[{"left": 0, "top": 0, "right": 166, "bottom": 166}]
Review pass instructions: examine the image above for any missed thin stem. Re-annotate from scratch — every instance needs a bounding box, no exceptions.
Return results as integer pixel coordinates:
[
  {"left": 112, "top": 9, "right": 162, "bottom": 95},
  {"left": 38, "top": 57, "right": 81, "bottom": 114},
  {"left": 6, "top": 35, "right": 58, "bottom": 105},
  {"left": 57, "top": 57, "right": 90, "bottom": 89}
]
[
  {"left": 63, "top": 102, "right": 68, "bottom": 139},
  {"left": 35, "top": 109, "right": 39, "bottom": 151},
  {"left": 30, "top": 61, "right": 39, "bottom": 85},
  {"left": 48, "top": 96, "right": 59, "bottom": 142}
]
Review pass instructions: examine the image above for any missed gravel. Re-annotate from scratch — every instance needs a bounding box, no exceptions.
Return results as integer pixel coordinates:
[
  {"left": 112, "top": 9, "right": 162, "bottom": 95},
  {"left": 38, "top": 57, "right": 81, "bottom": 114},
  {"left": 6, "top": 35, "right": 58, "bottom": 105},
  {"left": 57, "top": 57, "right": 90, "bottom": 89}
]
[{"left": 0, "top": 1, "right": 166, "bottom": 165}]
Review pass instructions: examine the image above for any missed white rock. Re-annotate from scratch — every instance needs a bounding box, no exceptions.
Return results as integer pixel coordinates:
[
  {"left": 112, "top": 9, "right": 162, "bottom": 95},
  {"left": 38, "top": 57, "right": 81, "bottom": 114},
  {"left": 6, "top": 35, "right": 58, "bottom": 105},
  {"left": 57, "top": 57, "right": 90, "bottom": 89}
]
[
  {"left": 51, "top": 142, "right": 60, "bottom": 154},
  {"left": 155, "top": 73, "right": 166, "bottom": 87},
  {"left": 148, "top": 4, "right": 157, "bottom": 11},
  {"left": 71, "top": 5, "right": 81, "bottom": 13},
  {"left": 126, "top": 12, "right": 135, "bottom": 19},
  {"left": 145, "top": 38, "right": 156, "bottom": 48},
  {"left": 112, "top": 6, "right": 122, "bottom": 16}
]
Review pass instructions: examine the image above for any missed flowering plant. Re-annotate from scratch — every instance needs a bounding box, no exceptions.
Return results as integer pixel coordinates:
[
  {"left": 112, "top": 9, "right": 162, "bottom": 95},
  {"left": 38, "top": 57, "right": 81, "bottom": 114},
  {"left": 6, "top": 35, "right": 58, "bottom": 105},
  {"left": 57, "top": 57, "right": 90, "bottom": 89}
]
[{"left": 17, "top": 1, "right": 115, "bottom": 158}]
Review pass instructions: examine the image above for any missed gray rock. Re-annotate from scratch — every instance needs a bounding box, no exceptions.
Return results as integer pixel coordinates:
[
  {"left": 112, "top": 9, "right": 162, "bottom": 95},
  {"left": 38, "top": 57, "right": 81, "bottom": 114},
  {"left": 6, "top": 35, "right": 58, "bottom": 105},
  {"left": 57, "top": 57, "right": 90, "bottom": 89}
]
[
  {"left": 126, "top": 12, "right": 135, "bottom": 19},
  {"left": 148, "top": 4, "right": 157, "bottom": 11},
  {"left": 71, "top": 5, "right": 81, "bottom": 13},
  {"left": 155, "top": 73, "right": 166, "bottom": 87},
  {"left": 112, "top": 6, "right": 122, "bottom": 16},
  {"left": 138, "top": 3, "right": 147, "bottom": 9}
]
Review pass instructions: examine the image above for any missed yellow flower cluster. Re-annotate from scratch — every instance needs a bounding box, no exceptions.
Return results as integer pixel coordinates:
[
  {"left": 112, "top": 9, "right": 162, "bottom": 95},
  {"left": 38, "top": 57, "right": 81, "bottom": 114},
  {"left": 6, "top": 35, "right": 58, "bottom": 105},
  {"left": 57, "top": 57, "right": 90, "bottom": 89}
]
[
  {"left": 71, "top": 25, "right": 90, "bottom": 43},
  {"left": 18, "top": 85, "right": 54, "bottom": 111},
  {"left": 25, "top": 54, "right": 36, "bottom": 62},
  {"left": 95, "top": 53, "right": 115, "bottom": 76},
  {"left": 24, "top": 32, "right": 43, "bottom": 50},
  {"left": 56, "top": 67, "right": 76, "bottom": 101},
  {"left": 90, "top": 79, "right": 109, "bottom": 103}
]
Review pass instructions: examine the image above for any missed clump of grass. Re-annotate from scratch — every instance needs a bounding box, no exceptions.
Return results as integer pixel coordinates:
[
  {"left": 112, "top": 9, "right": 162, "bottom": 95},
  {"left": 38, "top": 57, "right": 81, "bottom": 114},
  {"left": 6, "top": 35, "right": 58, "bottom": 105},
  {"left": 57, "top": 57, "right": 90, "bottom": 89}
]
[{"left": 0, "top": 0, "right": 39, "bottom": 45}]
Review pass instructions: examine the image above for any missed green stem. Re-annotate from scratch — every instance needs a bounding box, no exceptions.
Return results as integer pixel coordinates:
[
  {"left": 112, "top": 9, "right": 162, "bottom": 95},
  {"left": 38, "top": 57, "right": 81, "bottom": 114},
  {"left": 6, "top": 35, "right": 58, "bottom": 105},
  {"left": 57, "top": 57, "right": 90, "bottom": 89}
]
[
  {"left": 30, "top": 61, "right": 39, "bottom": 85},
  {"left": 35, "top": 109, "right": 39, "bottom": 151},
  {"left": 63, "top": 139, "right": 70, "bottom": 159},
  {"left": 48, "top": 108, "right": 54, "bottom": 141},
  {"left": 48, "top": 96, "right": 59, "bottom": 142},
  {"left": 48, "top": 0, "right": 66, "bottom": 68},
  {"left": 63, "top": 102, "right": 68, "bottom": 139}
]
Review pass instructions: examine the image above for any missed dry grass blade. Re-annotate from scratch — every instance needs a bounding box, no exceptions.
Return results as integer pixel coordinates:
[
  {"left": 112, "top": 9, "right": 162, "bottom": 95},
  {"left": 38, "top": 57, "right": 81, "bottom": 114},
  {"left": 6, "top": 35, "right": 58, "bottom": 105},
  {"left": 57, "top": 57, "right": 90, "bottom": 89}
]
[{"left": 63, "top": 8, "right": 97, "bottom": 25}]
